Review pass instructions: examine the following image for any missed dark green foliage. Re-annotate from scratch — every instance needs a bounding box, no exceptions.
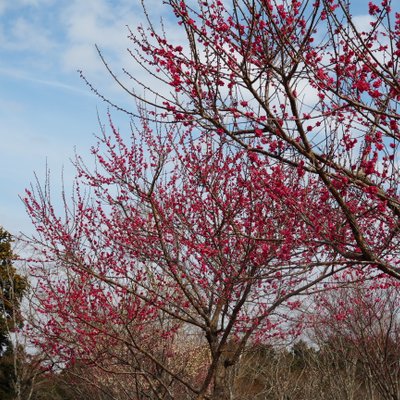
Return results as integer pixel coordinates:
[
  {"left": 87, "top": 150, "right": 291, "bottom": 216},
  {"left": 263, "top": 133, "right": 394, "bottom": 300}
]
[
  {"left": 0, "top": 227, "right": 27, "bottom": 398},
  {"left": 0, "top": 345, "right": 16, "bottom": 400},
  {"left": 0, "top": 227, "right": 27, "bottom": 349}
]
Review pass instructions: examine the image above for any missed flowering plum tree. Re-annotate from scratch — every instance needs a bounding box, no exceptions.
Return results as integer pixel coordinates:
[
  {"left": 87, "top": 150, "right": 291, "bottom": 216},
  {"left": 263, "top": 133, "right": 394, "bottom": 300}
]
[
  {"left": 24, "top": 0, "right": 400, "bottom": 399},
  {"left": 25, "top": 121, "right": 339, "bottom": 399}
]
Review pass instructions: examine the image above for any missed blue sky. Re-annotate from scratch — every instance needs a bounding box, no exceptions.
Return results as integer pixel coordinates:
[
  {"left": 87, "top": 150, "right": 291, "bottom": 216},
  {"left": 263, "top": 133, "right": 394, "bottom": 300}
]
[
  {"left": 0, "top": 0, "right": 168, "bottom": 236},
  {"left": 0, "top": 0, "right": 372, "bottom": 237}
]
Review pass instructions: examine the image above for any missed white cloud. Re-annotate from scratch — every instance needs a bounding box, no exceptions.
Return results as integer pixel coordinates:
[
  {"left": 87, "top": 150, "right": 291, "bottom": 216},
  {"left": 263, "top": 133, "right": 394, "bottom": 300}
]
[
  {"left": 0, "top": 0, "right": 54, "bottom": 15},
  {"left": 59, "top": 0, "right": 139, "bottom": 73},
  {"left": 13, "top": 17, "right": 55, "bottom": 50},
  {"left": 352, "top": 14, "right": 374, "bottom": 32},
  {"left": 0, "top": 16, "right": 55, "bottom": 53}
]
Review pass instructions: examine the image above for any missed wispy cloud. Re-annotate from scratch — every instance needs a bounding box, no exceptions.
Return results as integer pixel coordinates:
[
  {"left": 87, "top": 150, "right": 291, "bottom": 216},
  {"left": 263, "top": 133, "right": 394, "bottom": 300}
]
[{"left": 0, "top": 67, "right": 91, "bottom": 96}]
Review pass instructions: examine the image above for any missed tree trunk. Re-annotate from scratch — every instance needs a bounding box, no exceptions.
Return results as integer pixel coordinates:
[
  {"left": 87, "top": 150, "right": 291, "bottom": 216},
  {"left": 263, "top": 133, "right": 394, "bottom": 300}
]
[
  {"left": 212, "top": 367, "right": 232, "bottom": 400},
  {"left": 210, "top": 341, "right": 238, "bottom": 400}
]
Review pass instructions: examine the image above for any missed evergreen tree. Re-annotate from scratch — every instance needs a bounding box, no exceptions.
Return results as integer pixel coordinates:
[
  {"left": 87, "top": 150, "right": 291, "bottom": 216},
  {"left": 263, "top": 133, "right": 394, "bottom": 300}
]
[{"left": 0, "top": 227, "right": 27, "bottom": 399}]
